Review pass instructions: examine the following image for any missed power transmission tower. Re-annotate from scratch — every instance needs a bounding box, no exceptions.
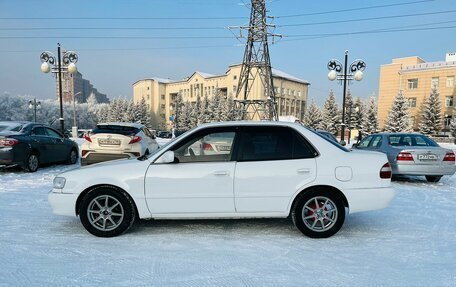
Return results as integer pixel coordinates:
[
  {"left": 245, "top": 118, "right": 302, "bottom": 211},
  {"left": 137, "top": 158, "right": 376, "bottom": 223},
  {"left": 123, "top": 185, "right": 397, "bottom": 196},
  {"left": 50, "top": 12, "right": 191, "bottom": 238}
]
[{"left": 233, "top": 0, "right": 280, "bottom": 121}]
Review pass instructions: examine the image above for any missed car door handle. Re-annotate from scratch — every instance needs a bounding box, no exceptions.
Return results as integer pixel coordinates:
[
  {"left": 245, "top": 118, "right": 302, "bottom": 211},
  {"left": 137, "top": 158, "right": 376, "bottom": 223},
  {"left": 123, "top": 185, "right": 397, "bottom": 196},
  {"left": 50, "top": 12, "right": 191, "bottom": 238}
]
[
  {"left": 214, "top": 171, "right": 229, "bottom": 176},
  {"left": 297, "top": 168, "right": 311, "bottom": 174}
]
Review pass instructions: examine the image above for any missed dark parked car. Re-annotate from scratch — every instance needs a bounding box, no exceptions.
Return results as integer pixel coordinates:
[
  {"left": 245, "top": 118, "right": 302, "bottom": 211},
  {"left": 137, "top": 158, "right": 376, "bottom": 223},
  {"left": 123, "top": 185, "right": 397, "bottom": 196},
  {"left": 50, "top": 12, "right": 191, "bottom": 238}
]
[
  {"left": 157, "top": 131, "right": 172, "bottom": 139},
  {"left": 0, "top": 121, "right": 79, "bottom": 172}
]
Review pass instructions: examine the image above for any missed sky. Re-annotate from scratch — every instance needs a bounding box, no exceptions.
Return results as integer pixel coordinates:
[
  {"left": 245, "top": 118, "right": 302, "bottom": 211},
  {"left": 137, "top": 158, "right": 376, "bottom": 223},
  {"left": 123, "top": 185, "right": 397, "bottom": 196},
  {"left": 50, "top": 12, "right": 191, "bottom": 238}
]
[{"left": 0, "top": 0, "right": 455, "bottom": 106}]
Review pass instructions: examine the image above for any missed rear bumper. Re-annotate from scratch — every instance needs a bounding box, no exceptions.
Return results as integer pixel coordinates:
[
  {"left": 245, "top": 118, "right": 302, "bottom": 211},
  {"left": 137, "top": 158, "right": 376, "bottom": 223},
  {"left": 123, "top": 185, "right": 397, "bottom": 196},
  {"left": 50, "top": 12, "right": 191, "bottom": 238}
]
[
  {"left": 0, "top": 148, "right": 21, "bottom": 165},
  {"left": 343, "top": 186, "right": 395, "bottom": 214},
  {"left": 81, "top": 152, "right": 131, "bottom": 166},
  {"left": 392, "top": 163, "right": 456, "bottom": 176},
  {"left": 48, "top": 190, "right": 79, "bottom": 217}
]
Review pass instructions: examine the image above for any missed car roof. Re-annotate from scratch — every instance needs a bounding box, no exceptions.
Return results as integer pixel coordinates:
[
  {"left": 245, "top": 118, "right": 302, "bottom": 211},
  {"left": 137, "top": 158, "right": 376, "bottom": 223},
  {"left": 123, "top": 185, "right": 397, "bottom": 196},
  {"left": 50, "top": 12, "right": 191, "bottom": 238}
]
[
  {"left": 0, "top": 121, "right": 32, "bottom": 126},
  {"left": 196, "top": 120, "right": 303, "bottom": 129},
  {"left": 97, "top": 122, "right": 144, "bottom": 129},
  {"left": 371, "top": 132, "right": 424, "bottom": 136}
]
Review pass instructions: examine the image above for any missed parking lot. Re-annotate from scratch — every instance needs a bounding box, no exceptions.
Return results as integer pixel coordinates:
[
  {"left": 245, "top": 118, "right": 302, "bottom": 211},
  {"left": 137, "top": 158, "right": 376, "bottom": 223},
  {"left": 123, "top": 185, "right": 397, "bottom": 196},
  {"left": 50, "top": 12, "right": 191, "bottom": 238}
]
[{"left": 0, "top": 162, "right": 455, "bottom": 286}]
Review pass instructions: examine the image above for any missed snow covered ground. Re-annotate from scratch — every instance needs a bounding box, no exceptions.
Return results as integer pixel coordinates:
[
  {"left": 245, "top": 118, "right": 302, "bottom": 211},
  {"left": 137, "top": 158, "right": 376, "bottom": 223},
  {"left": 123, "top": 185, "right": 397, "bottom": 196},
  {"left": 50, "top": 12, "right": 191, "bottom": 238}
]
[{"left": 1, "top": 147, "right": 455, "bottom": 286}]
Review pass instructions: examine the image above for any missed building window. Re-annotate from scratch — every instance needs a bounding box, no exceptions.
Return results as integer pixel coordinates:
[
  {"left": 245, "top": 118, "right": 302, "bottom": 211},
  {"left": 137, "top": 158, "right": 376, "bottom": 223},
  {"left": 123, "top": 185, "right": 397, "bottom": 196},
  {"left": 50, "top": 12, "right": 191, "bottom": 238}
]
[
  {"left": 161, "top": 94, "right": 165, "bottom": 100},
  {"left": 233, "top": 85, "right": 237, "bottom": 92},
  {"left": 408, "top": 97, "right": 417, "bottom": 108},
  {"left": 147, "top": 87, "right": 150, "bottom": 90},
  {"left": 409, "top": 116, "right": 415, "bottom": 126},
  {"left": 444, "top": 116, "right": 452, "bottom": 128},
  {"left": 233, "top": 75, "right": 237, "bottom": 80},
  {"left": 446, "top": 96, "right": 454, "bottom": 107},
  {"left": 408, "top": 79, "right": 418, "bottom": 89},
  {"left": 298, "top": 91, "right": 302, "bottom": 98},
  {"left": 161, "top": 104, "right": 166, "bottom": 110},
  {"left": 147, "top": 94, "right": 150, "bottom": 100},
  {"left": 447, "top": 76, "right": 454, "bottom": 87},
  {"left": 431, "top": 77, "right": 439, "bottom": 88}
]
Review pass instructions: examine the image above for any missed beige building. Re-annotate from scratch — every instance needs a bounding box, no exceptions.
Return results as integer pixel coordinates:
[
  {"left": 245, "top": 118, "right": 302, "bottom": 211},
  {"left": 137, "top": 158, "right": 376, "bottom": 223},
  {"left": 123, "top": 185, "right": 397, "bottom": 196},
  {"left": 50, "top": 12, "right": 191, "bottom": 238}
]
[
  {"left": 133, "top": 64, "right": 309, "bottom": 129},
  {"left": 378, "top": 53, "right": 456, "bottom": 130}
]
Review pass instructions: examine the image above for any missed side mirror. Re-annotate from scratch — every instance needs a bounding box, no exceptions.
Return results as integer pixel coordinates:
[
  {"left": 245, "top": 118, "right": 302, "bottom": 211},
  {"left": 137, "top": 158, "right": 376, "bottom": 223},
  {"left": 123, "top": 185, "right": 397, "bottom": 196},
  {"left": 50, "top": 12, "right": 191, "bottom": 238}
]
[{"left": 155, "top": 150, "right": 175, "bottom": 164}]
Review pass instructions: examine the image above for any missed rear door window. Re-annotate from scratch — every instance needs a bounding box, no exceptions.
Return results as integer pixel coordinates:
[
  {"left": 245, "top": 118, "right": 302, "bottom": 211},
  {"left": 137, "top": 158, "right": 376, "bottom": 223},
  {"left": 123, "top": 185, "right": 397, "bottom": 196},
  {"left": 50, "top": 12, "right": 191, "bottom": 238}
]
[
  {"left": 237, "top": 127, "right": 317, "bottom": 162},
  {"left": 32, "top": 127, "right": 47, "bottom": 136},
  {"left": 357, "top": 135, "right": 373, "bottom": 148}
]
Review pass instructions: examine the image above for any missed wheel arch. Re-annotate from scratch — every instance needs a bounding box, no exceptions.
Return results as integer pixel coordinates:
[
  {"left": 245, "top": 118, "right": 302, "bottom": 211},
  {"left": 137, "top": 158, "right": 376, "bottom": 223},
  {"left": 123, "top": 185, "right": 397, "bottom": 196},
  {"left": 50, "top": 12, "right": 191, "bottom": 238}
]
[
  {"left": 75, "top": 184, "right": 139, "bottom": 218},
  {"left": 288, "top": 185, "right": 349, "bottom": 216}
]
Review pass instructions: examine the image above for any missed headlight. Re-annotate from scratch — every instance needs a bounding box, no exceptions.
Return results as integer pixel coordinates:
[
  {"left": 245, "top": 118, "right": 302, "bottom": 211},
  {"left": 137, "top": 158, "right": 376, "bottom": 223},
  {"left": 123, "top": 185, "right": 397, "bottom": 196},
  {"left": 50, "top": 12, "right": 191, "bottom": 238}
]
[{"left": 53, "top": 177, "right": 66, "bottom": 189}]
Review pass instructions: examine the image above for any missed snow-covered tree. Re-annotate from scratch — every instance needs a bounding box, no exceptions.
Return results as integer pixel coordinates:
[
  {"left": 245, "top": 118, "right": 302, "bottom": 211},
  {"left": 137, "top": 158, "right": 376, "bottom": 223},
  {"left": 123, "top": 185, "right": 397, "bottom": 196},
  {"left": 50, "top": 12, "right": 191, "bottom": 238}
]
[
  {"left": 351, "top": 97, "right": 365, "bottom": 131},
  {"left": 364, "top": 95, "right": 378, "bottom": 134},
  {"left": 344, "top": 90, "right": 356, "bottom": 129},
  {"left": 419, "top": 87, "right": 442, "bottom": 135},
  {"left": 173, "top": 92, "right": 184, "bottom": 129},
  {"left": 450, "top": 117, "right": 456, "bottom": 143},
  {"left": 134, "top": 97, "right": 151, "bottom": 126},
  {"left": 320, "top": 90, "right": 340, "bottom": 135},
  {"left": 303, "top": 99, "right": 322, "bottom": 129},
  {"left": 384, "top": 91, "right": 412, "bottom": 133}
]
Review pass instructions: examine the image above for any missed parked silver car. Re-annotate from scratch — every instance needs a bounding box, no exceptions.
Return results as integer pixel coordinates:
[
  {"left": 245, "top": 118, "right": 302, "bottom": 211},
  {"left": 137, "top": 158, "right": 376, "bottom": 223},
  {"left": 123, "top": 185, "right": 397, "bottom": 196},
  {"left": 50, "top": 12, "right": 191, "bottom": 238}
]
[{"left": 353, "top": 133, "right": 456, "bottom": 182}]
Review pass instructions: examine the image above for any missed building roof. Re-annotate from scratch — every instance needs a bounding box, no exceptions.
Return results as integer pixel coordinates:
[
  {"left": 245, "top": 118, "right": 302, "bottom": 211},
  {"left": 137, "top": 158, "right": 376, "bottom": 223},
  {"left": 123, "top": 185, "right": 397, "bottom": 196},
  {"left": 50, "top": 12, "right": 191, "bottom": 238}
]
[
  {"left": 401, "top": 60, "right": 456, "bottom": 72},
  {"left": 194, "top": 71, "right": 217, "bottom": 78},
  {"left": 271, "top": 68, "right": 309, "bottom": 85}
]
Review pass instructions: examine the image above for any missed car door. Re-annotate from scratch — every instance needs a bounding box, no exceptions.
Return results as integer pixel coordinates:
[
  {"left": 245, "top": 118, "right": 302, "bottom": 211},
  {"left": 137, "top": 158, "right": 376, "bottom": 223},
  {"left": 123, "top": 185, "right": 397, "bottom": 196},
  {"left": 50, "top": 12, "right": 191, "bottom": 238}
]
[
  {"left": 233, "top": 126, "right": 318, "bottom": 213},
  {"left": 30, "top": 126, "right": 53, "bottom": 164},
  {"left": 144, "top": 127, "right": 238, "bottom": 214},
  {"left": 45, "top": 127, "right": 68, "bottom": 162}
]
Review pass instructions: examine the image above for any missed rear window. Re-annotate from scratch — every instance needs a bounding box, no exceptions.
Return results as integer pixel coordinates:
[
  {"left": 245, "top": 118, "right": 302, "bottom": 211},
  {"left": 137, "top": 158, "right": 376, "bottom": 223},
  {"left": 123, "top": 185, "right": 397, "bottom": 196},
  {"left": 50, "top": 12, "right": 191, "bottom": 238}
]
[
  {"left": 388, "top": 135, "right": 438, "bottom": 147},
  {"left": 92, "top": 125, "right": 139, "bottom": 136},
  {"left": 0, "top": 124, "right": 22, "bottom": 132}
]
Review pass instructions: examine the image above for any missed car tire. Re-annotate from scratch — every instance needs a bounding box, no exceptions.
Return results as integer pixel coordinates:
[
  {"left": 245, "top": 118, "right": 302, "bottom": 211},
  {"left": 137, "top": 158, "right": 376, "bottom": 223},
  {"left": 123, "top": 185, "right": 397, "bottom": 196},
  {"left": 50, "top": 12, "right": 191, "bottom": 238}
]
[
  {"left": 67, "top": 148, "right": 78, "bottom": 165},
  {"left": 23, "top": 153, "right": 39, "bottom": 172},
  {"left": 79, "top": 187, "right": 136, "bottom": 237},
  {"left": 292, "top": 188, "right": 345, "bottom": 238},
  {"left": 425, "top": 175, "right": 442, "bottom": 183}
]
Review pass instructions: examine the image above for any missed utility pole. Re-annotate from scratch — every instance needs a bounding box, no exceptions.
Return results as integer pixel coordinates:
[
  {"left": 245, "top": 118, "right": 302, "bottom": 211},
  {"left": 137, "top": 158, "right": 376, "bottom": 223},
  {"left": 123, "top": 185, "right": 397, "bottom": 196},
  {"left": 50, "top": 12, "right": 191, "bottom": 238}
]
[{"left": 231, "top": 0, "right": 280, "bottom": 121}]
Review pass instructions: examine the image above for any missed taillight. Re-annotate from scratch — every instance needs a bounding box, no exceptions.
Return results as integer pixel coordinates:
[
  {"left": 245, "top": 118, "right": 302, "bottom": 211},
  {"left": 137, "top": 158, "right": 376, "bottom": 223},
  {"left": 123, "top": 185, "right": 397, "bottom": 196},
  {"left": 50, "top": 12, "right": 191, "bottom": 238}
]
[
  {"left": 443, "top": 151, "right": 455, "bottom": 162},
  {"left": 203, "top": 143, "right": 213, "bottom": 151},
  {"left": 84, "top": 135, "right": 92, "bottom": 143},
  {"left": 0, "top": 138, "right": 19, "bottom": 147},
  {"left": 380, "top": 162, "right": 392, "bottom": 179},
  {"left": 397, "top": 152, "right": 414, "bottom": 161},
  {"left": 129, "top": 136, "right": 142, "bottom": 144}
]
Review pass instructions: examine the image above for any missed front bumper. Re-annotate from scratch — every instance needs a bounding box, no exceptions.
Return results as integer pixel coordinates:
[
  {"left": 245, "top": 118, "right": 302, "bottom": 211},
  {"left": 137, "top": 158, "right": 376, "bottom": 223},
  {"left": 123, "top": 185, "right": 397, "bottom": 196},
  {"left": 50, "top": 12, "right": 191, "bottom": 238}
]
[
  {"left": 48, "top": 190, "right": 79, "bottom": 217},
  {"left": 392, "top": 163, "right": 456, "bottom": 176},
  {"left": 343, "top": 186, "right": 395, "bottom": 214}
]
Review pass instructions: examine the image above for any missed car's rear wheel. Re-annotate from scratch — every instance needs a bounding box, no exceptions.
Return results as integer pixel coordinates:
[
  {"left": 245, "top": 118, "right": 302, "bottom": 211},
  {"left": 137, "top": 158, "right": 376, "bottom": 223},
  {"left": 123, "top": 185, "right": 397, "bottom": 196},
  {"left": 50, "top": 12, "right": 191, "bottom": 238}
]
[
  {"left": 292, "top": 189, "right": 345, "bottom": 238},
  {"left": 23, "top": 153, "right": 39, "bottom": 172},
  {"left": 67, "top": 149, "right": 78, "bottom": 165},
  {"left": 425, "top": 175, "right": 442, "bottom": 183},
  {"left": 79, "top": 187, "right": 136, "bottom": 237}
]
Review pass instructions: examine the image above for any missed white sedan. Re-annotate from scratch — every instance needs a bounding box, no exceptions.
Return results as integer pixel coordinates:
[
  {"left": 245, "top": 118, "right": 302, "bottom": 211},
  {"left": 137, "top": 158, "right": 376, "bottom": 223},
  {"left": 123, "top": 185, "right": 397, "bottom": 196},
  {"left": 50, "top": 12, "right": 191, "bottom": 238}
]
[{"left": 49, "top": 121, "right": 394, "bottom": 238}]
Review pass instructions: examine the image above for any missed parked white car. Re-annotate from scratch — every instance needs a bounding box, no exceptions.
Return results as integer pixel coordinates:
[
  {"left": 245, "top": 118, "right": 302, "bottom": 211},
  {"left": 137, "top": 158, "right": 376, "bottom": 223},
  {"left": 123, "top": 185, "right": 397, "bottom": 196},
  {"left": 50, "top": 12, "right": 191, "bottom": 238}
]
[
  {"left": 81, "top": 122, "right": 159, "bottom": 166},
  {"left": 49, "top": 121, "right": 394, "bottom": 238}
]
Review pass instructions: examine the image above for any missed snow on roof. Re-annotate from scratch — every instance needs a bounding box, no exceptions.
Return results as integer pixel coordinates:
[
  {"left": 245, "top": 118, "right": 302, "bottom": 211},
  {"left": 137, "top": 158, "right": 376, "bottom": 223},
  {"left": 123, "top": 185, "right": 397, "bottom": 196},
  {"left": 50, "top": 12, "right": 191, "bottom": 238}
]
[
  {"left": 150, "top": 77, "right": 174, "bottom": 84},
  {"left": 271, "top": 68, "right": 309, "bottom": 84},
  {"left": 195, "top": 71, "right": 217, "bottom": 78},
  {"left": 97, "top": 122, "right": 144, "bottom": 128}
]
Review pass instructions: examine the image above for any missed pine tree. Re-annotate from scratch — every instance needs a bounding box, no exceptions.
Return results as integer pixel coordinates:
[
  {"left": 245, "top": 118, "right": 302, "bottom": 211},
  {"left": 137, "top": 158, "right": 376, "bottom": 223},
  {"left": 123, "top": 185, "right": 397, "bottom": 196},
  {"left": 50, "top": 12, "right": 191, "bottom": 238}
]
[
  {"left": 173, "top": 92, "right": 184, "bottom": 129},
  {"left": 384, "top": 91, "right": 412, "bottom": 133},
  {"left": 450, "top": 117, "right": 456, "bottom": 143},
  {"left": 364, "top": 95, "right": 378, "bottom": 134},
  {"left": 344, "top": 89, "right": 356, "bottom": 129},
  {"left": 208, "top": 89, "right": 222, "bottom": 122},
  {"left": 419, "top": 87, "right": 442, "bottom": 135},
  {"left": 198, "top": 94, "right": 209, "bottom": 124},
  {"left": 134, "top": 97, "right": 151, "bottom": 126},
  {"left": 122, "top": 101, "right": 136, "bottom": 122},
  {"left": 352, "top": 97, "right": 366, "bottom": 131},
  {"left": 303, "top": 99, "right": 322, "bottom": 129},
  {"left": 320, "top": 90, "right": 340, "bottom": 135}
]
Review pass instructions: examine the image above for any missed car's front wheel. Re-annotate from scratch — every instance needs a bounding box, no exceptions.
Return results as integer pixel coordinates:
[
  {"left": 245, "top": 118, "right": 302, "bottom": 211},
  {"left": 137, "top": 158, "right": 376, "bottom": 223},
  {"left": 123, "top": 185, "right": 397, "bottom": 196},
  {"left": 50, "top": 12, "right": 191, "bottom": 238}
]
[
  {"left": 292, "top": 189, "right": 345, "bottom": 238},
  {"left": 67, "top": 148, "right": 78, "bottom": 165},
  {"left": 425, "top": 175, "right": 442, "bottom": 183},
  {"left": 79, "top": 187, "right": 136, "bottom": 237}
]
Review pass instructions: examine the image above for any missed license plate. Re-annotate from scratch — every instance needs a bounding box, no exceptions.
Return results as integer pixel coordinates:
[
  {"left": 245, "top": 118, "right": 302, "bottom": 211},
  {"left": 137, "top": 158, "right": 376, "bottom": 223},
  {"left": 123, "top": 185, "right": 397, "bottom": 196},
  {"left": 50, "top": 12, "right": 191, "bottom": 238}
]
[
  {"left": 417, "top": 154, "right": 439, "bottom": 161},
  {"left": 218, "top": 145, "right": 231, "bottom": 151},
  {"left": 98, "top": 138, "right": 121, "bottom": 145}
]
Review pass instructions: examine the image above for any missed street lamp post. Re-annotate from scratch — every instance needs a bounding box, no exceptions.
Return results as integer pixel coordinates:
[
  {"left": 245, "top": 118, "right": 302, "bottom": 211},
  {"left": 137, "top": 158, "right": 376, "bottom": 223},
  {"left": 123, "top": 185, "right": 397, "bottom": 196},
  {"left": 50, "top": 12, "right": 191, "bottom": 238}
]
[
  {"left": 40, "top": 43, "right": 78, "bottom": 133},
  {"left": 28, "top": 99, "right": 41, "bottom": 122},
  {"left": 327, "top": 50, "right": 366, "bottom": 145}
]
